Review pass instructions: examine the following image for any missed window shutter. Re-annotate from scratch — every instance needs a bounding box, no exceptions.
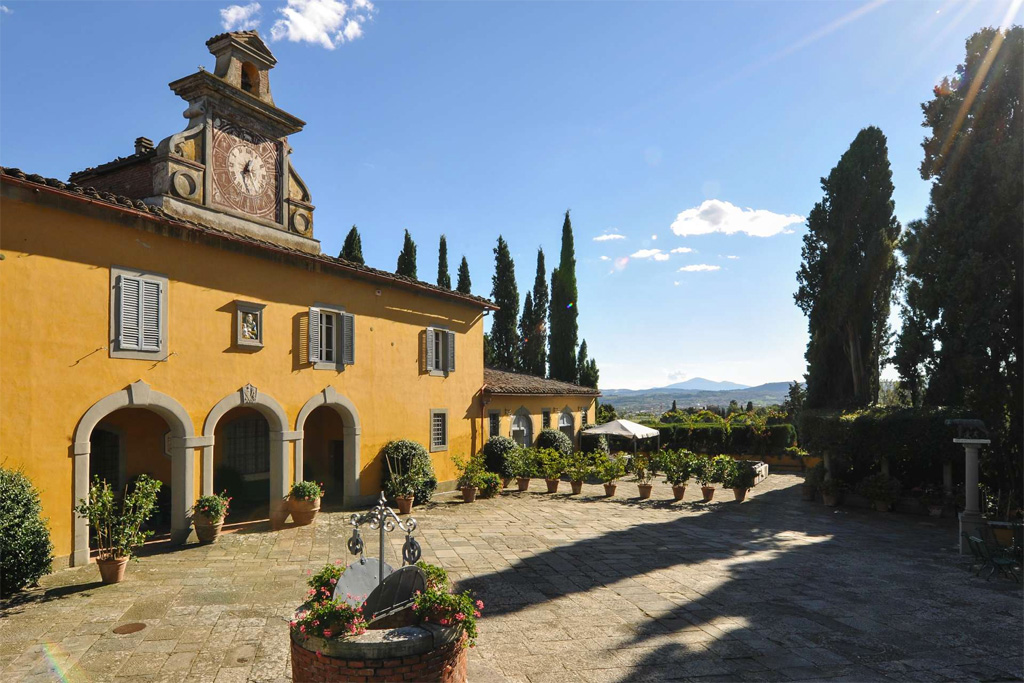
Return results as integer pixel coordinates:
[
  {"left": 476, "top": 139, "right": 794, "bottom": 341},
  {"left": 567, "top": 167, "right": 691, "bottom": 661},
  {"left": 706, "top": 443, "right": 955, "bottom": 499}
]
[
  {"left": 118, "top": 275, "right": 141, "bottom": 350},
  {"left": 140, "top": 279, "right": 162, "bottom": 351},
  {"left": 446, "top": 331, "right": 456, "bottom": 372},
  {"left": 342, "top": 313, "right": 355, "bottom": 365},
  {"left": 308, "top": 307, "right": 321, "bottom": 364},
  {"left": 425, "top": 327, "right": 435, "bottom": 371}
]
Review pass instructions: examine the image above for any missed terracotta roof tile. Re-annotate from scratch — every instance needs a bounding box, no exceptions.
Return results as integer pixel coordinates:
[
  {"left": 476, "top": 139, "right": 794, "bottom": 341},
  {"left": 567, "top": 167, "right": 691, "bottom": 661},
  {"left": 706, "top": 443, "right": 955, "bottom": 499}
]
[
  {"left": 1, "top": 166, "right": 497, "bottom": 311},
  {"left": 484, "top": 367, "right": 600, "bottom": 396}
]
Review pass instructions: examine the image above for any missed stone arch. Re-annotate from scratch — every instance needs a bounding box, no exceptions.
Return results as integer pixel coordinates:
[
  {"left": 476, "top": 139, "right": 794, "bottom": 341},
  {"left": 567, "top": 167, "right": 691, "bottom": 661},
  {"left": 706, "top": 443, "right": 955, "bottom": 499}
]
[
  {"left": 511, "top": 406, "right": 534, "bottom": 448},
  {"left": 71, "top": 380, "right": 198, "bottom": 567},
  {"left": 201, "top": 384, "right": 295, "bottom": 526},
  {"left": 295, "top": 386, "right": 362, "bottom": 506}
]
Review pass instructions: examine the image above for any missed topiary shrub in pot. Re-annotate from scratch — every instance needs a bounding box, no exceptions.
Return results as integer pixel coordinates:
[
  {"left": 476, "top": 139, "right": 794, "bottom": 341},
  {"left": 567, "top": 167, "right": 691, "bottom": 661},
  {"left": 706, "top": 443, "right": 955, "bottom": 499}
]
[
  {"left": 661, "top": 450, "right": 694, "bottom": 501},
  {"left": 597, "top": 454, "right": 627, "bottom": 497},
  {"left": 509, "top": 448, "right": 540, "bottom": 492},
  {"left": 289, "top": 481, "right": 325, "bottom": 525},
  {"left": 535, "top": 428, "right": 573, "bottom": 458},
  {"left": 629, "top": 452, "right": 655, "bottom": 499},
  {"left": 536, "top": 448, "right": 567, "bottom": 493},
  {"left": 0, "top": 467, "right": 53, "bottom": 597},
  {"left": 726, "top": 461, "right": 757, "bottom": 502},
  {"left": 381, "top": 440, "right": 437, "bottom": 507},
  {"left": 477, "top": 471, "right": 502, "bottom": 499},
  {"left": 691, "top": 454, "right": 716, "bottom": 502},
  {"left": 74, "top": 474, "right": 161, "bottom": 584},
  {"left": 453, "top": 454, "right": 485, "bottom": 503},
  {"left": 857, "top": 472, "right": 902, "bottom": 512},
  {"left": 566, "top": 451, "right": 596, "bottom": 495},
  {"left": 192, "top": 491, "right": 231, "bottom": 543},
  {"left": 482, "top": 436, "right": 520, "bottom": 487}
]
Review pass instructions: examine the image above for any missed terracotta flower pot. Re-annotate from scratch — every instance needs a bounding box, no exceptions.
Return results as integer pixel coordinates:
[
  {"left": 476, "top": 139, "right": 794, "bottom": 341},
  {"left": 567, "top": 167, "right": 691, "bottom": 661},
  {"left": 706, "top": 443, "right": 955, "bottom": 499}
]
[
  {"left": 396, "top": 495, "right": 414, "bottom": 514},
  {"left": 701, "top": 486, "right": 716, "bottom": 502},
  {"left": 517, "top": 477, "right": 531, "bottom": 492},
  {"left": 501, "top": 477, "right": 512, "bottom": 488},
  {"left": 290, "top": 496, "right": 321, "bottom": 525},
  {"left": 570, "top": 480, "right": 583, "bottom": 495},
  {"left": 603, "top": 483, "right": 617, "bottom": 497},
  {"left": 545, "top": 479, "right": 560, "bottom": 493},
  {"left": 97, "top": 556, "right": 129, "bottom": 584},
  {"left": 822, "top": 492, "right": 840, "bottom": 507},
  {"left": 194, "top": 513, "right": 224, "bottom": 543},
  {"left": 637, "top": 483, "right": 653, "bottom": 499},
  {"left": 801, "top": 485, "right": 816, "bottom": 502},
  {"left": 672, "top": 485, "right": 687, "bottom": 501},
  {"left": 733, "top": 488, "right": 748, "bottom": 502},
  {"left": 461, "top": 486, "right": 478, "bottom": 503},
  {"left": 872, "top": 499, "right": 890, "bottom": 513}
]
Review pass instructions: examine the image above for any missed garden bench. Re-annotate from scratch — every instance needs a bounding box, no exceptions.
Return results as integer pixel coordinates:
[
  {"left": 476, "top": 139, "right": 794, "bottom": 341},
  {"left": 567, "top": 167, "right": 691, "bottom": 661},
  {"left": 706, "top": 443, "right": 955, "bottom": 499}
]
[{"left": 968, "top": 535, "right": 1020, "bottom": 583}]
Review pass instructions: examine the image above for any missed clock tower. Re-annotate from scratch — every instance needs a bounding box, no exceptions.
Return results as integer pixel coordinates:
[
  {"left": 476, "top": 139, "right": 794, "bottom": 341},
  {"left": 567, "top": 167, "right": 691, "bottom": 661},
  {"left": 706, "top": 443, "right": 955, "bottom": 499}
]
[{"left": 73, "top": 32, "right": 318, "bottom": 254}]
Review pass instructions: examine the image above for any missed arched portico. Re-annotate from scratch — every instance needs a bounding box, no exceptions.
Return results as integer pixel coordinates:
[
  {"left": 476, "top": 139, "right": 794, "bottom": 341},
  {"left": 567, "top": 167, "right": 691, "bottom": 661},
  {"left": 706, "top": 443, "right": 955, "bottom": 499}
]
[
  {"left": 71, "top": 380, "right": 199, "bottom": 566},
  {"left": 295, "top": 386, "right": 361, "bottom": 507},
  {"left": 202, "top": 384, "right": 295, "bottom": 526}
]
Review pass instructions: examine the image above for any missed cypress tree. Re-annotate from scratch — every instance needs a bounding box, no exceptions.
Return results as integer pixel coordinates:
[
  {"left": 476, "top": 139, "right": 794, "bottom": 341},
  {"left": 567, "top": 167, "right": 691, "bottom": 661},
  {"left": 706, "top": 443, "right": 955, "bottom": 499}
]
[
  {"left": 549, "top": 211, "right": 579, "bottom": 382},
  {"left": 340, "top": 225, "right": 364, "bottom": 264},
  {"left": 396, "top": 229, "right": 418, "bottom": 279},
  {"left": 437, "top": 235, "right": 451, "bottom": 289},
  {"left": 456, "top": 256, "right": 472, "bottom": 294},
  {"left": 795, "top": 126, "right": 901, "bottom": 408},
  {"left": 517, "top": 292, "right": 534, "bottom": 373},
  {"left": 489, "top": 236, "right": 519, "bottom": 370},
  {"left": 577, "top": 339, "right": 599, "bottom": 389},
  {"left": 519, "top": 248, "right": 549, "bottom": 376}
]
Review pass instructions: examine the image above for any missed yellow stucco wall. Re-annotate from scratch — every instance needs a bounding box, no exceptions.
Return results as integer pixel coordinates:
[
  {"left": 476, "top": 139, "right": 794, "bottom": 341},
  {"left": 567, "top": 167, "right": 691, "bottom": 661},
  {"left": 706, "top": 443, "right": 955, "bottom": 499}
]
[
  {"left": 0, "top": 191, "right": 488, "bottom": 561},
  {"left": 484, "top": 395, "right": 598, "bottom": 449}
]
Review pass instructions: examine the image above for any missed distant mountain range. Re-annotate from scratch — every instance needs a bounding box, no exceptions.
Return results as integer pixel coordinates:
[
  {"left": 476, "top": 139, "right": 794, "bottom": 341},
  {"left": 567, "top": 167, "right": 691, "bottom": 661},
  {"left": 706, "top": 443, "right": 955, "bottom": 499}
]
[{"left": 601, "top": 379, "right": 793, "bottom": 416}]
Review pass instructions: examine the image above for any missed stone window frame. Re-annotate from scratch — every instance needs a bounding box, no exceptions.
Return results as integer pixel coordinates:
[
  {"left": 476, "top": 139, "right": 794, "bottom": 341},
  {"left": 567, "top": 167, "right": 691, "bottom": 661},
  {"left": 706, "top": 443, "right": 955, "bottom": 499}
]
[
  {"left": 430, "top": 409, "right": 449, "bottom": 453},
  {"left": 236, "top": 300, "right": 265, "bottom": 348},
  {"left": 109, "top": 265, "right": 169, "bottom": 360},
  {"left": 425, "top": 326, "right": 456, "bottom": 377},
  {"left": 311, "top": 302, "right": 353, "bottom": 371},
  {"left": 488, "top": 410, "right": 501, "bottom": 438}
]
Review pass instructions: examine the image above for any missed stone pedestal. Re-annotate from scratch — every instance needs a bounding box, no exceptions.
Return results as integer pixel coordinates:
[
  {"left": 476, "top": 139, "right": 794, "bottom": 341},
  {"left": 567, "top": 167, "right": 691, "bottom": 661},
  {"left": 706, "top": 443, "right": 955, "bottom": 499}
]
[{"left": 955, "top": 438, "right": 990, "bottom": 554}]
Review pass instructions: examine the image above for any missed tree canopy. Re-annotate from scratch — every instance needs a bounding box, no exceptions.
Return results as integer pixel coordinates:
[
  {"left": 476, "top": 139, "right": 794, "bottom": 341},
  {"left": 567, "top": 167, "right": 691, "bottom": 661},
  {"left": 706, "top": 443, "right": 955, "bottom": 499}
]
[
  {"left": 518, "top": 248, "right": 549, "bottom": 376},
  {"left": 489, "top": 236, "right": 519, "bottom": 370},
  {"left": 576, "top": 339, "right": 599, "bottom": 389},
  {"left": 340, "top": 225, "right": 364, "bottom": 264},
  {"left": 436, "top": 235, "right": 451, "bottom": 289},
  {"left": 456, "top": 256, "right": 472, "bottom": 294},
  {"left": 396, "top": 229, "right": 417, "bottom": 279},
  {"left": 549, "top": 211, "right": 579, "bottom": 382},
  {"left": 795, "top": 126, "right": 901, "bottom": 408}
]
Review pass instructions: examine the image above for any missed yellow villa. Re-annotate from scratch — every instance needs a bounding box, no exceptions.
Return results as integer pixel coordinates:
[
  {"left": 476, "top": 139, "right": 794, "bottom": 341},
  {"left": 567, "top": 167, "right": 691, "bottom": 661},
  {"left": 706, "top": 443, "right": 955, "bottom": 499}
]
[{"left": 0, "top": 31, "right": 598, "bottom": 569}]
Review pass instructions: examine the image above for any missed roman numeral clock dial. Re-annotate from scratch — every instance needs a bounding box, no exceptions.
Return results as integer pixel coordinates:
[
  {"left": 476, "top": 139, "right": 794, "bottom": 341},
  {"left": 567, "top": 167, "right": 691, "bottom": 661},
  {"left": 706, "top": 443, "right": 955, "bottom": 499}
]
[{"left": 211, "top": 117, "right": 279, "bottom": 221}]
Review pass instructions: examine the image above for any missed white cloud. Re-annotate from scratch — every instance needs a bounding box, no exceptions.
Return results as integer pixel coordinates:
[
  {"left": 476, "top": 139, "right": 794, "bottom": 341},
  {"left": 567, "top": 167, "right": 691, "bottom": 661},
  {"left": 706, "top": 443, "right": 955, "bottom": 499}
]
[
  {"left": 725, "top": 255, "right": 739, "bottom": 259},
  {"left": 1, "top": 4, "right": 13, "bottom": 13},
  {"left": 651, "top": 234, "right": 658, "bottom": 240},
  {"left": 678, "top": 264, "right": 721, "bottom": 272},
  {"left": 599, "top": 256, "right": 610, "bottom": 261},
  {"left": 270, "top": 0, "right": 375, "bottom": 50},
  {"left": 670, "top": 247, "right": 693, "bottom": 254},
  {"left": 630, "top": 249, "right": 669, "bottom": 261},
  {"left": 670, "top": 199, "right": 804, "bottom": 238},
  {"left": 593, "top": 232, "right": 625, "bottom": 242},
  {"left": 673, "top": 281, "right": 680, "bottom": 286},
  {"left": 220, "top": 3, "right": 261, "bottom": 30}
]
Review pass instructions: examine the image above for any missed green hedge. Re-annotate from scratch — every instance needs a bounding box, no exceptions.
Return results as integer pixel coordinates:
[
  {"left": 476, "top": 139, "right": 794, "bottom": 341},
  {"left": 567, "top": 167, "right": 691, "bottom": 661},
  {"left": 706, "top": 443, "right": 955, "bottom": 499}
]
[
  {"left": 645, "top": 422, "right": 797, "bottom": 455},
  {"left": 797, "top": 407, "right": 966, "bottom": 488}
]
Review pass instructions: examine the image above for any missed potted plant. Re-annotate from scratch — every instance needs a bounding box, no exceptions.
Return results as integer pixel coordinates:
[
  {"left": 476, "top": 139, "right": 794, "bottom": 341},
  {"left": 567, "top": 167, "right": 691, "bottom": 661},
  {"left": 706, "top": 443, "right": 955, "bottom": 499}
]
[
  {"left": 289, "top": 481, "right": 325, "bottom": 525},
  {"left": 537, "top": 448, "right": 566, "bottom": 493},
  {"left": 510, "top": 448, "right": 537, "bottom": 492},
  {"left": 630, "top": 452, "right": 654, "bottom": 499},
  {"left": 477, "top": 471, "right": 501, "bottom": 499},
  {"left": 597, "top": 454, "right": 626, "bottom": 497},
  {"left": 453, "top": 455, "right": 484, "bottom": 503},
  {"left": 74, "top": 474, "right": 162, "bottom": 584},
  {"left": 803, "top": 462, "right": 825, "bottom": 502},
  {"left": 566, "top": 451, "right": 594, "bottom": 495},
  {"left": 482, "top": 436, "right": 519, "bottom": 488},
  {"left": 818, "top": 477, "right": 844, "bottom": 507},
  {"left": 857, "top": 472, "right": 901, "bottom": 512},
  {"left": 690, "top": 454, "right": 717, "bottom": 502},
  {"left": 726, "top": 461, "right": 756, "bottom": 502},
  {"left": 661, "top": 450, "right": 694, "bottom": 501},
  {"left": 384, "top": 453, "right": 418, "bottom": 513},
  {"left": 192, "top": 491, "right": 231, "bottom": 543}
]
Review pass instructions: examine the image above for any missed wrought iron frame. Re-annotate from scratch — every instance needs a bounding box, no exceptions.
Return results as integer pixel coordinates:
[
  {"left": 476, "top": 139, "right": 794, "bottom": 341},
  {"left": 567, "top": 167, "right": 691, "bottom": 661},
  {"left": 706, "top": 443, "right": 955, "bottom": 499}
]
[{"left": 347, "top": 492, "right": 421, "bottom": 587}]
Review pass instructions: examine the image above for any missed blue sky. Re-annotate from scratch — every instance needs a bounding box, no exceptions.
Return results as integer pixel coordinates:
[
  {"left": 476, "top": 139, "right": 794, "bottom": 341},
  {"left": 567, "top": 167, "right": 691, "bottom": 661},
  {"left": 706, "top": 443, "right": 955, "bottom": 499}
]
[{"left": 2, "top": 0, "right": 1020, "bottom": 389}]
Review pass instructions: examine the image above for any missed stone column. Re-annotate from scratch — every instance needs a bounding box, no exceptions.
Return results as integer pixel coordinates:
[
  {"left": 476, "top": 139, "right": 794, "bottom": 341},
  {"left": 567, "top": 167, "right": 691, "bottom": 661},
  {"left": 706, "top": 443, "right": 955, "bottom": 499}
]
[
  {"left": 71, "top": 441, "right": 91, "bottom": 567},
  {"left": 270, "top": 430, "right": 303, "bottom": 528},
  {"left": 955, "top": 438, "right": 990, "bottom": 554},
  {"left": 169, "top": 440, "right": 194, "bottom": 545}
]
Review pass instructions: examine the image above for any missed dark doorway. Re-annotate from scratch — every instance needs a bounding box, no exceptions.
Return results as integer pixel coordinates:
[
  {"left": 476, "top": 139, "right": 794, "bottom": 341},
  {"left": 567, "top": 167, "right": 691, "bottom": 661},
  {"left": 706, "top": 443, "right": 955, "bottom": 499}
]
[
  {"left": 214, "top": 407, "right": 271, "bottom": 522},
  {"left": 303, "top": 406, "right": 345, "bottom": 504}
]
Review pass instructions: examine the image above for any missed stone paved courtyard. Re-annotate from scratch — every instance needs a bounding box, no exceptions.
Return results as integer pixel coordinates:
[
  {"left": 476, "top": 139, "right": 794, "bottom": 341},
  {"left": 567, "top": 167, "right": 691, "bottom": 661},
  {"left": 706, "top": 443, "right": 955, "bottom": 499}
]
[{"left": 1, "top": 473, "right": 1021, "bottom": 682}]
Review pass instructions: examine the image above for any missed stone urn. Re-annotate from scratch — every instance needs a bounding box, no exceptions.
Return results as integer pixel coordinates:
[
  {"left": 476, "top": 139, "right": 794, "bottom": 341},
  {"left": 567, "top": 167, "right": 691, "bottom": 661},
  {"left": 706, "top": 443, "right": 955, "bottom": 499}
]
[
  {"left": 460, "top": 486, "right": 478, "bottom": 503},
  {"left": 701, "top": 486, "right": 716, "bottom": 502},
  {"left": 290, "top": 623, "right": 468, "bottom": 683},
  {"left": 672, "top": 485, "right": 687, "bottom": 502},
  {"left": 97, "top": 556, "right": 129, "bottom": 584},
  {"left": 603, "top": 483, "right": 617, "bottom": 497},
  {"left": 194, "top": 512, "right": 224, "bottom": 543},
  {"left": 516, "top": 477, "right": 531, "bottom": 492},
  {"left": 732, "top": 488, "right": 748, "bottom": 502},
  {"left": 291, "top": 496, "right": 321, "bottom": 525},
  {"left": 545, "top": 479, "right": 560, "bottom": 494},
  {"left": 570, "top": 481, "right": 583, "bottom": 495},
  {"left": 396, "top": 495, "right": 415, "bottom": 515},
  {"left": 637, "top": 483, "right": 653, "bottom": 499}
]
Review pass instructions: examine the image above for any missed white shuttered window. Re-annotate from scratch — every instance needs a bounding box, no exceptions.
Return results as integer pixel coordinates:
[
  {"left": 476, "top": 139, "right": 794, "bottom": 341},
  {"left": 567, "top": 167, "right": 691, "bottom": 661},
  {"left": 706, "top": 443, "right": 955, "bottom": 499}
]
[
  {"left": 425, "top": 327, "right": 456, "bottom": 375},
  {"left": 310, "top": 306, "right": 355, "bottom": 368},
  {"left": 118, "top": 275, "right": 161, "bottom": 352}
]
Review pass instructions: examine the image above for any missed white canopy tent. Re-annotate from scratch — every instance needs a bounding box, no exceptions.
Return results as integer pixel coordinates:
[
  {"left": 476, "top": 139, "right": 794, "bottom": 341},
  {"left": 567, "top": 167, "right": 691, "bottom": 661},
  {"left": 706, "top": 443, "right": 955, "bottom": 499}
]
[{"left": 582, "top": 419, "right": 660, "bottom": 454}]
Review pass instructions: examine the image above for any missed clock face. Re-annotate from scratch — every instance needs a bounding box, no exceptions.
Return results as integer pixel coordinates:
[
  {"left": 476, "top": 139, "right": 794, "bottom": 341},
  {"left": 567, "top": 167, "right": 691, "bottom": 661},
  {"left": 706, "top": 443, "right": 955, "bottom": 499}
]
[{"left": 211, "top": 117, "right": 279, "bottom": 220}]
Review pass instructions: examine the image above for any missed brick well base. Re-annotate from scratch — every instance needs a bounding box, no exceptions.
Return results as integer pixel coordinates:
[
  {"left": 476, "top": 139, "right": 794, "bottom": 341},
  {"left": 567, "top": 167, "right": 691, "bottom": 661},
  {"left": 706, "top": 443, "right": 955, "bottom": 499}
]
[{"left": 290, "top": 634, "right": 468, "bottom": 683}]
